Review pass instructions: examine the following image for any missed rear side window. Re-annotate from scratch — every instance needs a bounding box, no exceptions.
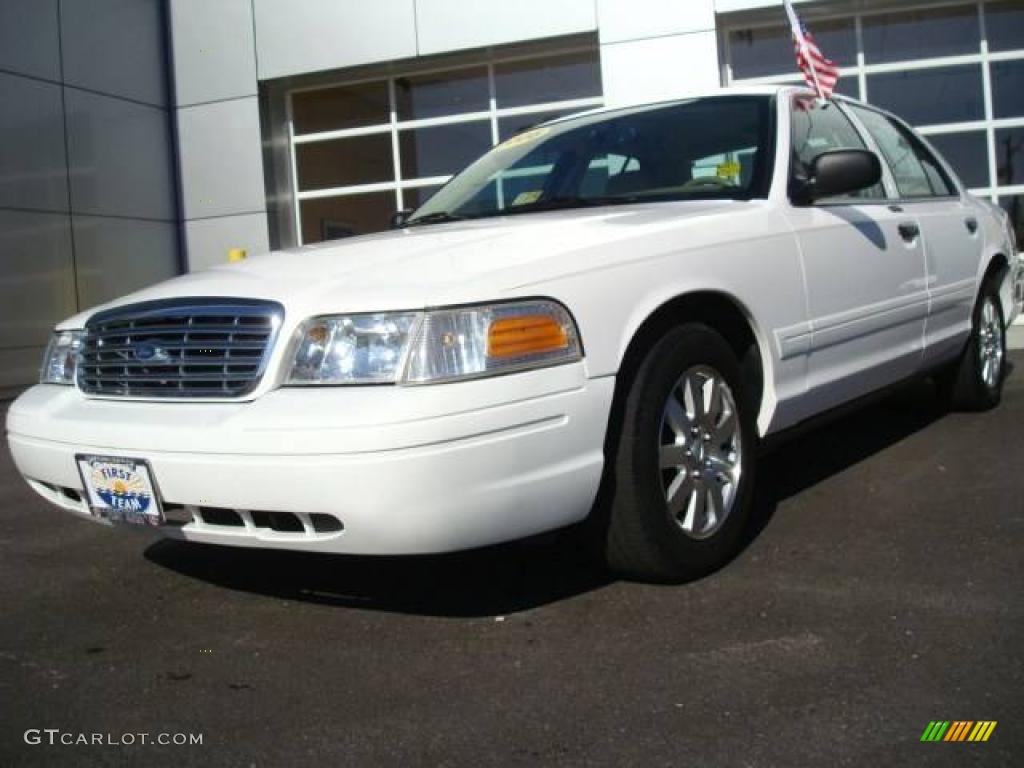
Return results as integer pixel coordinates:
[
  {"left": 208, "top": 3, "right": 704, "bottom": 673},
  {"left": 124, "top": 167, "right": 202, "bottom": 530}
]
[
  {"left": 790, "top": 95, "right": 884, "bottom": 200},
  {"left": 847, "top": 105, "right": 956, "bottom": 198}
]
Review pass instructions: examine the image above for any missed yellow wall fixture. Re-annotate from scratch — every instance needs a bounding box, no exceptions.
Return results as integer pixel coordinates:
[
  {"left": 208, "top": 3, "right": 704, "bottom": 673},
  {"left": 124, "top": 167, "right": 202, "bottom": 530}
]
[{"left": 227, "top": 248, "right": 247, "bottom": 263}]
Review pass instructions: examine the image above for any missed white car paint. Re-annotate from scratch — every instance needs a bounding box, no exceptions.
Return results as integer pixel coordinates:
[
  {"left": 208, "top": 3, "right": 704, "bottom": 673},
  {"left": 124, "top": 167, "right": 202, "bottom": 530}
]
[{"left": 6, "top": 86, "right": 1022, "bottom": 555}]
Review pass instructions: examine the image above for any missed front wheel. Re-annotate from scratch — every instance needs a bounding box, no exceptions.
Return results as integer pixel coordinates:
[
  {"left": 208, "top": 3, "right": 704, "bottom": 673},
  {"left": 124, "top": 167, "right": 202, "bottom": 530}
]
[{"left": 604, "top": 324, "right": 756, "bottom": 582}]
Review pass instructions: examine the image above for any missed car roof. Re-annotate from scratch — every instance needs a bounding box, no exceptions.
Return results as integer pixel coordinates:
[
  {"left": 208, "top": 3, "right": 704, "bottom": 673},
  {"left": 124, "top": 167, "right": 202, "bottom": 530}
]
[{"left": 538, "top": 84, "right": 878, "bottom": 127}]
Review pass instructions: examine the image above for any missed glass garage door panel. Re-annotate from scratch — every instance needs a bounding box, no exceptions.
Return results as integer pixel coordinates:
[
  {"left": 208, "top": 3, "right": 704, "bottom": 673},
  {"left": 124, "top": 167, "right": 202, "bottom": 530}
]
[
  {"left": 926, "top": 132, "right": 989, "bottom": 189},
  {"left": 986, "top": 1, "right": 1024, "bottom": 53},
  {"left": 286, "top": 47, "right": 603, "bottom": 244},
  {"left": 991, "top": 60, "right": 1024, "bottom": 120},
  {"left": 299, "top": 193, "right": 394, "bottom": 244},
  {"left": 498, "top": 109, "right": 578, "bottom": 141},
  {"left": 728, "top": 20, "right": 856, "bottom": 79},
  {"left": 395, "top": 67, "right": 488, "bottom": 121},
  {"left": 295, "top": 134, "right": 393, "bottom": 191},
  {"left": 404, "top": 185, "right": 442, "bottom": 210},
  {"left": 861, "top": 6, "right": 979, "bottom": 64},
  {"left": 399, "top": 121, "right": 492, "bottom": 180},
  {"left": 830, "top": 77, "right": 858, "bottom": 99},
  {"left": 1000, "top": 196, "right": 1023, "bottom": 244},
  {"left": 996, "top": 127, "right": 1024, "bottom": 187},
  {"left": 867, "top": 65, "right": 984, "bottom": 126},
  {"left": 494, "top": 52, "right": 601, "bottom": 108},
  {"left": 292, "top": 81, "right": 389, "bottom": 135}
]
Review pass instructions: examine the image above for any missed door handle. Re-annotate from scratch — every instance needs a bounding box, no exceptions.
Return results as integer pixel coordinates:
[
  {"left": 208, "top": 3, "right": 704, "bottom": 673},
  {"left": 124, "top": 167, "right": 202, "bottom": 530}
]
[
  {"left": 965, "top": 217, "right": 978, "bottom": 234},
  {"left": 898, "top": 222, "right": 920, "bottom": 242}
]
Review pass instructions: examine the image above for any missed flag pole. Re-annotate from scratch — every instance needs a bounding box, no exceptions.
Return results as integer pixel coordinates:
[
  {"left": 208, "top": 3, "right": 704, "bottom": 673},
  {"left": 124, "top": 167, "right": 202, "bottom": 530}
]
[{"left": 783, "top": 0, "right": 827, "bottom": 103}]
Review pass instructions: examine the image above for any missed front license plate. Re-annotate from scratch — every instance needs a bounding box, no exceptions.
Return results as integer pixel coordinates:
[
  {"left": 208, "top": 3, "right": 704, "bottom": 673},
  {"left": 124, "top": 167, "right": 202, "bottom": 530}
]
[{"left": 76, "top": 455, "right": 164, "bottom": 526}]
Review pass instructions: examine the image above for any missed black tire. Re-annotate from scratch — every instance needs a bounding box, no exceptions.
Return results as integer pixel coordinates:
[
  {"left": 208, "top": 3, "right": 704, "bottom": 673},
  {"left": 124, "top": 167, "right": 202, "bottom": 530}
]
[
  {"left": 937, "top": 273, "right": 1008, "bottom": 412},
  {"left": 604, "top": 324, "right": 757, "bottom": 583}
]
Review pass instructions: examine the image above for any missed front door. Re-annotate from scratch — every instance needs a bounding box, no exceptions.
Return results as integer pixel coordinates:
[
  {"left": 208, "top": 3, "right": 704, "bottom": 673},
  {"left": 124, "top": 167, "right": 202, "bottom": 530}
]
[{"left": 784, "top": 96, "right": 929, "bottom": 415}]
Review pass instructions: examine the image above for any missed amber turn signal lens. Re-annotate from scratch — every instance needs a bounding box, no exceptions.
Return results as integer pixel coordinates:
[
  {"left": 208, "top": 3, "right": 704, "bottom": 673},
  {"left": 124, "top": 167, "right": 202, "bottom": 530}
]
[{"left": 487, "top": 314, "right": 569, "bottom": 359}]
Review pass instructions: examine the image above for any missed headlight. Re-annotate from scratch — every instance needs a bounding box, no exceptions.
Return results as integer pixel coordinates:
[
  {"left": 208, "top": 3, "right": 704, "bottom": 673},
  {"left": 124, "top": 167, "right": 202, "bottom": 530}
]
[
  {"left": 287, "top": 313, "right": 419, "bottom": 384},
  {"left": 285, "top": 300, "right": 581, "bottom": 385},
  {"left": 403, "top": 300, "right": 581, "bottom": 383},
  {"left": 40, "top": 330, "right": 84, "bottom": 385}
]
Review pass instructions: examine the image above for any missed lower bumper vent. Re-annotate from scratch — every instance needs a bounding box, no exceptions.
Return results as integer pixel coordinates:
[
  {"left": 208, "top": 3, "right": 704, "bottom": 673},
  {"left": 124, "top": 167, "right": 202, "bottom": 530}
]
[{"left": 188, "top": 506, "right": 344, "bottom": 536}]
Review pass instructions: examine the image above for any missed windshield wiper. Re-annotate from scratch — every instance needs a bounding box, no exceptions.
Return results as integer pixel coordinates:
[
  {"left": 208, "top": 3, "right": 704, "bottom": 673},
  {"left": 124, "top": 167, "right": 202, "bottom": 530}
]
[
  {"left": 504, "top": 195, "right": 640, "bottom": 214},
  {"left": 410, "top": 196, "right": 642, "bottom": 226},
  {"left": 406, "top": 211, "right": 467, "bottom": 226}
]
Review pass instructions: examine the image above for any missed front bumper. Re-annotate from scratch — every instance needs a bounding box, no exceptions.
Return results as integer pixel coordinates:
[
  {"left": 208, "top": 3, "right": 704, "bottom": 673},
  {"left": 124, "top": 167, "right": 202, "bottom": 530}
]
[{"left": 5, "top": 364, "right": 614, "bottom": 554}]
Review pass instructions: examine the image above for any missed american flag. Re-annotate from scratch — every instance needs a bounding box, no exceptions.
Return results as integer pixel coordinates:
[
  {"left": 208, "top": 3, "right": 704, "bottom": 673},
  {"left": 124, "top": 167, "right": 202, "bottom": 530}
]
[{"left": 784, "top": 0, "right": 840, "bottom": 99}]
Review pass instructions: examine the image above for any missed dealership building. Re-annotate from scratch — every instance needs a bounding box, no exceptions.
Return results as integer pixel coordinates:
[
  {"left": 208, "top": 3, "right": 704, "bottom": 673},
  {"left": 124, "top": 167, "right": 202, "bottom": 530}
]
[{"left": 1, "top": 0, "right": 1022, "bottom": 391}]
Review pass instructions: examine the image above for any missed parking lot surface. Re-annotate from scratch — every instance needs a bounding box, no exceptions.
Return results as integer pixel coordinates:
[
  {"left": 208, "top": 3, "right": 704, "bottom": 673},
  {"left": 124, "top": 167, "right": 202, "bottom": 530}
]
[{"left": 2, "top": 356, "right": 1022, "bottom": 767}]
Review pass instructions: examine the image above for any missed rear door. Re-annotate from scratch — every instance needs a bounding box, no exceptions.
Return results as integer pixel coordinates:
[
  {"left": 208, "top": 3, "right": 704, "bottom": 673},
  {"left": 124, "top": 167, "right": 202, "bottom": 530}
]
[
  {"left": 845, "top": 104, "right": 981, "bottom": 368},
  {"left": 784, "top": 95, "right": 930, "bottom": 414}
]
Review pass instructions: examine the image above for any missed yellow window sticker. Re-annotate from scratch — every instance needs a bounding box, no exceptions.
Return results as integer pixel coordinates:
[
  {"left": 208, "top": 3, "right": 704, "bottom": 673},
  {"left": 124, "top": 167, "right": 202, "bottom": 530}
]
[
  {"left": 512, "top": 190, "right": 543, "bottom": 206},
  {"left": 499, "top": 126, "right": 550, "bottom": 150},
  {"left": 717, "top": 161, "right": 741, "bottom": 178}
]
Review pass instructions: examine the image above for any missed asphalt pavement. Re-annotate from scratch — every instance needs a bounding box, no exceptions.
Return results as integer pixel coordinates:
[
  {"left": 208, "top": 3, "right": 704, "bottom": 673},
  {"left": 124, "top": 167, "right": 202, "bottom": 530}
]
[{"left": 1, "top": 356, "right": 1022, "bottom": 767}]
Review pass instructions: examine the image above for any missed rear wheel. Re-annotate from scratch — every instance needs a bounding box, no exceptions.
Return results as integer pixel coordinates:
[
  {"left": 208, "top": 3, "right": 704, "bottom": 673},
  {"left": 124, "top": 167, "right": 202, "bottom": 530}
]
[
  {"left": 604, "top": 324, "right": 756, "bottom": 582},
  {"left": 938, "top": 275, "right": 1007, "bottom": 411}
]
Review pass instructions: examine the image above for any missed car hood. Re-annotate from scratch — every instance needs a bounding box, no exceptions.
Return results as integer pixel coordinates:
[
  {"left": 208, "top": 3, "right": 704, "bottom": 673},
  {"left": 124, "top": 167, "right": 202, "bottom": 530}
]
[{"left": 58, "top": 200, "right": 754, "bottom": 328}]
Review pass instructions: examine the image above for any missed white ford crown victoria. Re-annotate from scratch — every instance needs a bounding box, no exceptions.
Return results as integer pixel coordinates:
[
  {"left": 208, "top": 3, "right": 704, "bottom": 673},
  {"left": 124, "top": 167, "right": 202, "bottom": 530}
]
[{"left": 7, "top": 86, "right": 1022, "bottom": 581}]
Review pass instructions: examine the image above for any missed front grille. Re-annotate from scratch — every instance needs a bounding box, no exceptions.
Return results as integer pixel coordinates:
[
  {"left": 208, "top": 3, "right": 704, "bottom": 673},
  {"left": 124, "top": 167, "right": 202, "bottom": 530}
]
[{"left": 78, "top": 298, "right": 283, "bottom": 399}]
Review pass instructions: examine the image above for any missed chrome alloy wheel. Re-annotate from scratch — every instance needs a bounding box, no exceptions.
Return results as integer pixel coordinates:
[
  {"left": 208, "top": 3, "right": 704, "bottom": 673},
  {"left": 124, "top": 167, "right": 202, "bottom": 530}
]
[
  {"left": 978, "top": 296, "right": 1005, "bottom": 390},
  {"left": 658, "top": 365, "right": 743, "bottom": 540}
]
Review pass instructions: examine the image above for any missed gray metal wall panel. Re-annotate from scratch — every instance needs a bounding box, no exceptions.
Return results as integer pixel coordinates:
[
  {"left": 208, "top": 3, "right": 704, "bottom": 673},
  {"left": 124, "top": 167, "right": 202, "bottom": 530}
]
[
  {"left": 168, "top": 0, "right": 257, "bottom": 107},
  {"left": 72, "top": 215, "right": 178, "bottom": 309},
  {"left": 415, "top": 0, "right": 597, "bottom": 55},
  {"left": 0, "top": 347, "right": 48, "bottom": 393},
  {"left": 0, "top": 210, "right": 76, "bottom": 349},
  {"left": 1, "top": 1, "right": 181, "bottom": 392},
  {"left": 0, "top": 0, "right": 61, "bottom": 81},
  {"left": 253, "top": 0, "right": 417, "bottom": 80},
  {"left": 64, "top": 88, "right": 176, "bottom": 221},
  {"left": 59, "top": 0, "right": 168, "bottom": 106},
  {"left": 175, "top": 97, "right": 266, "bottom": 221},
  {"left": 596, "top": 0, "right": 715, "bottom": 43},
  {"left": 0, "top": 73, "right": 69, "bottom": 212},
  {"left": 183, "top": 212, "right": 269, "bottom": 272}
]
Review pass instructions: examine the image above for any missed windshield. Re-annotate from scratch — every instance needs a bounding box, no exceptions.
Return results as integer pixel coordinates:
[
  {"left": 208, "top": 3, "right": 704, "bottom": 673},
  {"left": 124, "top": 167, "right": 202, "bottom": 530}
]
[{"left": 407, "top": 95, "right": 775, "bottom": 224}]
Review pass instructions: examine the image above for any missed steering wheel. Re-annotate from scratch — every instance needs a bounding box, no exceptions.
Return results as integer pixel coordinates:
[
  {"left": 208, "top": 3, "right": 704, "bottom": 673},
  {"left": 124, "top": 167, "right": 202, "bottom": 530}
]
[{"left": 680, "top": 175, "right": 735, "bottom": 190}]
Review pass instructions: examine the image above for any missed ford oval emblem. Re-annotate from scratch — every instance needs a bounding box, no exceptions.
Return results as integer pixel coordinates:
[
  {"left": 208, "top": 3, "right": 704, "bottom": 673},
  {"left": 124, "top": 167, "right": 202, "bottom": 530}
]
[{"left": 133, "top": 342, "right": 158, "bottom": 361}]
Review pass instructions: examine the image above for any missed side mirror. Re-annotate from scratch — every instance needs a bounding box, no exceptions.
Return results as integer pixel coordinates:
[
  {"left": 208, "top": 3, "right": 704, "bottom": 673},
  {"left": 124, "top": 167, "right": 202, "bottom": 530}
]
[
  {"left": 390, "top": 208, "right": 413, "bottom": 229},
  {"left": 791, "top": 149, "right": 882, "bottom": 204}
]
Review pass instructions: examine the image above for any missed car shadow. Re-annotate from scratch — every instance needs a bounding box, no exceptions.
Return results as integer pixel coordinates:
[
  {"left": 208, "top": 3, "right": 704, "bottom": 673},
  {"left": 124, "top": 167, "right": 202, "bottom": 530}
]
[
  {"left": 145, "top": 376, "right": 951, "bottom": 617},
  {"left": 145, "top": 530, "right": 611, "bottom": 618},
  {"left": 739, "top": 376, "right": 949, "bottom": 551}
]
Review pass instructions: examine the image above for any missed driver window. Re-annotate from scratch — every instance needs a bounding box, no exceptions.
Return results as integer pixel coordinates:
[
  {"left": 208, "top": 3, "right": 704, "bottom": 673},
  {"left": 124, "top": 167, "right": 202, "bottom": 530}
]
[{"left": 790, "top": 95, "right": 885, "bottom": 200}]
